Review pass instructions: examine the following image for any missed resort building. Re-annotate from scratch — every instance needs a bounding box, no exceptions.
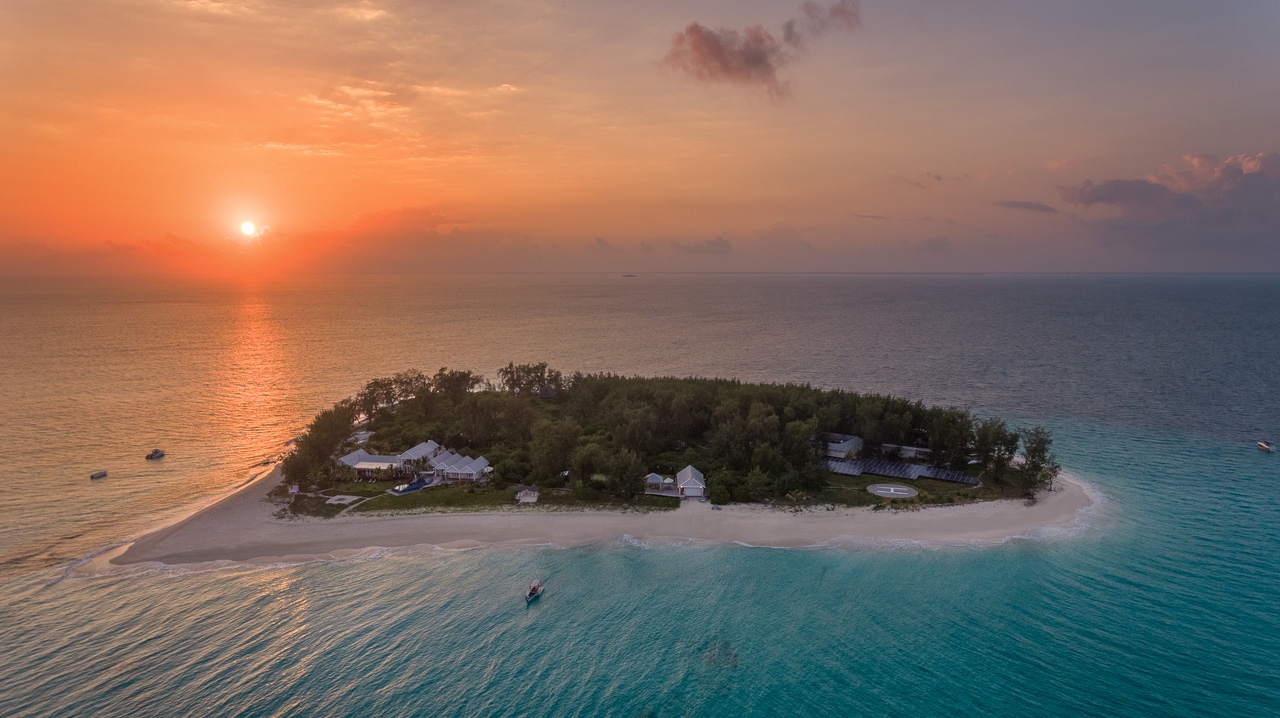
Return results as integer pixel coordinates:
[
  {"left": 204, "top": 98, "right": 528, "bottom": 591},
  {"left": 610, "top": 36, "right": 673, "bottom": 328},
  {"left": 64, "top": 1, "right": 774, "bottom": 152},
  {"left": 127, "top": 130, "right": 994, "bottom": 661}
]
[
  {"left": 398, "top": 440, "right": 440, "bottom": 462},
  {"left": 337, "top": 449, "right": 405, "bottom": 479},
  {"left": 826, "top": 433, "right": 864, "bottom": 459},
  {"left": 338, "top": 440, "right": 489, "bottom": 482},
  {"left": 880, "top": 443, "right": 931, "bottom": 460},
  {"left": 676, "top": 465, "right": 706, "bottom": 497}
]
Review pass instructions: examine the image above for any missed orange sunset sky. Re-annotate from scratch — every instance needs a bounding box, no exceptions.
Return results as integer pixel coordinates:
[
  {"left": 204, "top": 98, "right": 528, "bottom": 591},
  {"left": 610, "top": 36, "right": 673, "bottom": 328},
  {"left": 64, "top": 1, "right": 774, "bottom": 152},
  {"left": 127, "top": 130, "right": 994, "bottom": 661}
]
[{"left": 2, "top": 0, "right": 1279, "bottom": 276}]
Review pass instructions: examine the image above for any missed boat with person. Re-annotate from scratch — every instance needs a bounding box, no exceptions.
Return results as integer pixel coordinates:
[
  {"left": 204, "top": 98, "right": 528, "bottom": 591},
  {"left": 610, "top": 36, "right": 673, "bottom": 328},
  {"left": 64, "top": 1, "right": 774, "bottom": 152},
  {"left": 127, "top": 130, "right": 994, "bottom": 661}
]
[
  {"left": 1259, "top": 441, "right": 1276, "bottom": 453},
  {"left": 145, "top": 449, "right": 165, "bottom": 460},
  {"left": 525, "top": 579, "right": 545, "bottom": 603},
  {"left": 90, "top": 470, "right": 107, "bottom": 480}
]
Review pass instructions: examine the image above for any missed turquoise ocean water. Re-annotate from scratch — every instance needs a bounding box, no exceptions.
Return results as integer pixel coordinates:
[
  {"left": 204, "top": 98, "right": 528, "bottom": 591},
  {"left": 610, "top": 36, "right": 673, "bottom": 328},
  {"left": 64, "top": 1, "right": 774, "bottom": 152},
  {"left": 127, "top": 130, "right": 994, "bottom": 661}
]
[{"left": 0, "top": 275, "right": 1277, "bottom": 716}]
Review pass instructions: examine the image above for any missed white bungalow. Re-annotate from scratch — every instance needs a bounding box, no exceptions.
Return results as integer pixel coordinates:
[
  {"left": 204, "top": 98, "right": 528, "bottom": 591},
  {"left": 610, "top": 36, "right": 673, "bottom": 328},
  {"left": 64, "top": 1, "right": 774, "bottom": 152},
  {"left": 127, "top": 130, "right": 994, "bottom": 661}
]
[
  {"left": 338, "top": 448, "right": 405, "bottom": 479},
  {"left": 428, "top": 452, "right": 490, "bottom": 482},
  {"left": 676, "top": 465, "right": 706, "bottom": 497}
]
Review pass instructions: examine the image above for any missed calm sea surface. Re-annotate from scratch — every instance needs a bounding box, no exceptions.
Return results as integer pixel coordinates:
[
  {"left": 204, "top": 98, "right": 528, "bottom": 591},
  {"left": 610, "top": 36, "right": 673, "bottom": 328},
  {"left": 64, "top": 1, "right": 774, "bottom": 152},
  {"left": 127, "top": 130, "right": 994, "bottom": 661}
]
[{"left": 0, "top": 274, "right": 1277, "bottom": 716}]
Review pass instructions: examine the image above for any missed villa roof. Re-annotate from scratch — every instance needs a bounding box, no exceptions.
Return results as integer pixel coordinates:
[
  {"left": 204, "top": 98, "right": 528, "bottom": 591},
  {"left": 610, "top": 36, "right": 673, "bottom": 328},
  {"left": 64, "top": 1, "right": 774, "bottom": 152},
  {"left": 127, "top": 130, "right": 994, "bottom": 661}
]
[
  {"left": 338, "top": 448, "right": 370, "bottom": 467},
  {"left": 429, "top": 451, "right": 461, "bottom": 469},
  {"left": 644, "top": 472, "right": 664, "bottom": 483},
  {"left": 676, "top": 465, "right": 705, "bottom": 487},
  {"left": 457, "top": 457, "right": 489, "bottom": 474},
  {"left": 398, "top": 440, "right": 439, "bottom": 461}
]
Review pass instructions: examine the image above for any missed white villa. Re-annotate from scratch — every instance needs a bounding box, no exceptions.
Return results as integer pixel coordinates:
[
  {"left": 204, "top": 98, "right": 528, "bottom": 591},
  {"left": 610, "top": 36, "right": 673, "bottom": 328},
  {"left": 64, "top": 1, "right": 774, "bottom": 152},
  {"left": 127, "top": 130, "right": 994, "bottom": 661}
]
[
  {"left": 676, "top": 465, "right": 706, "bottom": 497},
  {"left": 338, "top": 440, "right": 490, "bottom": 482},
  {"left": 337, "top": 448, "right": 404, "bottom": 479},
  {"left": 644, "top": 467, "right": 706, "bottom": 498}
]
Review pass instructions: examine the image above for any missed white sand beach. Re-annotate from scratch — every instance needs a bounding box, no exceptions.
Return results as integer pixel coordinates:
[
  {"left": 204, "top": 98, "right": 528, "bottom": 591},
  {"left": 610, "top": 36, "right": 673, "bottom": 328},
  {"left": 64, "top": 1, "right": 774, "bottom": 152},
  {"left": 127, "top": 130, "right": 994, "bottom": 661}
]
[{"left": 108, "top": 467, "right": 1098, "bottom": 567}]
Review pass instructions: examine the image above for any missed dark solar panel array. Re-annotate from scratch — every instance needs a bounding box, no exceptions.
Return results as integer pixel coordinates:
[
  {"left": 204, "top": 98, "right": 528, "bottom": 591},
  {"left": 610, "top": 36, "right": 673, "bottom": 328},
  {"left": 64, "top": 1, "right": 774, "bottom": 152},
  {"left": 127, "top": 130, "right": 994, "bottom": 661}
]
[
  {"left": 826, "top": 458, "right": 863, "bottom": 476},
  {"left": 920, "top": 467, "right": 978, "bottom": 484},
  {"left": 827, "top": 458, "right": 979, "bottom": 484},
  {"left": 857, "top": 459, "right": 926, "bottom": 480}
]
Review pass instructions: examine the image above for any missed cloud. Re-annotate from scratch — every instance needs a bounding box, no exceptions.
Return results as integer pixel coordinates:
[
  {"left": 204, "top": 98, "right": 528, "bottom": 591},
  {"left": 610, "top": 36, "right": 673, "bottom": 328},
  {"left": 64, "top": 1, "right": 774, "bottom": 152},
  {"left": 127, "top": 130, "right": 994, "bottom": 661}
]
[
  {"left": 994, "top": 200, "right": 1059, "bottom": 214},
  {"left": 663, "top": 23, "right": 790, "bottom": 97},
  {"left": 663, "top": 1, "right": 860, "bottom": 97},
  {"left": 673, "top": 236, "right": 734, "bottom": 255},
  {"left": 783, "top": 0, "right": 862, "bottom": 48},
  {"left": 1060, "top": 153, "right": 1280, "bottom": 247}
]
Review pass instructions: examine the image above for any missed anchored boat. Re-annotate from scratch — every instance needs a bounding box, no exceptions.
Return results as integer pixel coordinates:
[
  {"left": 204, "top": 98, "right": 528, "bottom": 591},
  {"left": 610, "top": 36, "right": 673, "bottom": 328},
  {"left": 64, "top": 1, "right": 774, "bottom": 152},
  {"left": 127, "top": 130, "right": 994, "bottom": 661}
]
[
  {"left": 145, "top": 449, "right": 165, "bottom": 460},
  {"left": 525, "top": 579, "right": 545, "bottom": 603},
  {"left": 90, "top": 470, "right": 107, "bottom": 480}
]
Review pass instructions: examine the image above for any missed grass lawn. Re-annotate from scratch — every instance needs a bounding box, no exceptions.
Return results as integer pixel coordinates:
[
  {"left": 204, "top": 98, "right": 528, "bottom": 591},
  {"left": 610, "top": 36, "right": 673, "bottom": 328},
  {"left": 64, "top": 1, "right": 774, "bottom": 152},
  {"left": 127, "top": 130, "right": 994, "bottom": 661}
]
[
  {"left": 325, "top": 481, "right": 401, "bottom": 498},
  {"left": 354, "top": 484, "right": 514, "bottom": 512},
  {"left": 275, "top": 494, "right": 349, "bottom": 519},
  {"left": 817, "top": 470, "right": 1027, "bottom": 508}
]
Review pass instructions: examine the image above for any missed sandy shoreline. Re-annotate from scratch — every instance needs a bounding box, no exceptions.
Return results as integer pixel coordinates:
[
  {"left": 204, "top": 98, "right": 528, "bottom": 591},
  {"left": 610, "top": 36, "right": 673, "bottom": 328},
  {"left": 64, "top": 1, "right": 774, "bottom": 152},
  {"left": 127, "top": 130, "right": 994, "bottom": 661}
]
[{"left": 106, "top": 466, "right": 1100, "bottom": 568}]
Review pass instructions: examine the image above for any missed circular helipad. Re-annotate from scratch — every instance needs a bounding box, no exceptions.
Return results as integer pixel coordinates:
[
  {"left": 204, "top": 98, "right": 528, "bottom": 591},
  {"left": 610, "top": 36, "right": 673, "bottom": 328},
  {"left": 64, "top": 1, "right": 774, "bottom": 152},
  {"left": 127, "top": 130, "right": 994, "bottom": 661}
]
[{"left": 867, "top": 483, "right": 918, "bottom": 498}]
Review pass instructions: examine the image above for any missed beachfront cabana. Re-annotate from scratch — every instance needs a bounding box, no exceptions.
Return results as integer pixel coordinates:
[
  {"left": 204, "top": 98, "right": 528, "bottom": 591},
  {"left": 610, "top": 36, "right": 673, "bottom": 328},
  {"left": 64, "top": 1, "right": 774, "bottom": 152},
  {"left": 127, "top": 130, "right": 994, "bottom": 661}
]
[
  {"left": 644, "top": 473, "right": 664, "bottom": 487},
  {"left": 676, "top": 465, "right": 705, "bottom": 497},
  {"left": 515, "top": 484, "right": 540, "bottom": 503}
]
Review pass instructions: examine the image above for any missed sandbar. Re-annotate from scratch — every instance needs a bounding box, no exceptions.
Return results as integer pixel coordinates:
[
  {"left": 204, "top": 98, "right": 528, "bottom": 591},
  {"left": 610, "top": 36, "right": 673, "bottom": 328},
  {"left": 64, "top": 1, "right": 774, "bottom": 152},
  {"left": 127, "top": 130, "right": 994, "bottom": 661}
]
[{"left": 110, "top": 466, "right": 1099, "bottom": 567}]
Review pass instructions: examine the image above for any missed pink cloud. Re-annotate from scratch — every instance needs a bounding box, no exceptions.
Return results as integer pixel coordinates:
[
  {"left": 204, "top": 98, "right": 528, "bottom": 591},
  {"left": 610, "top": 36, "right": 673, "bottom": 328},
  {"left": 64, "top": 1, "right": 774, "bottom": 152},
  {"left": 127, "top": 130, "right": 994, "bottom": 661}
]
[
  {"left": 663, "top": 1, "right": 861, "bottom": 98},
  {"left": 1060, "top": 152, "right": 1280, "bottom": 247}
]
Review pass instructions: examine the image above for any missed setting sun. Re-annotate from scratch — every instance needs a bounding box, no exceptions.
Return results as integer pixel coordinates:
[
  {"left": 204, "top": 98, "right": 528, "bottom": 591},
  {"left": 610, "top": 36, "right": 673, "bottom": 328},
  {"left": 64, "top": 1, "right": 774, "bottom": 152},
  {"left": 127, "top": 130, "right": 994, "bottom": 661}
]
[{"left": 240, "top": 222, "right": 255, "bottom": 236}]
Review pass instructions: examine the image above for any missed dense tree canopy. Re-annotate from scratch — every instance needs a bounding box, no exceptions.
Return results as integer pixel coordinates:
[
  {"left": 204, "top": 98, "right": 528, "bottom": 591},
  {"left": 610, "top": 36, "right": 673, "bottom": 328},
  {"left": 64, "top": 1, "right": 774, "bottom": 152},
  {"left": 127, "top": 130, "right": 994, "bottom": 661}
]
[{"left": 285, "top": 364, "right": 1059, "bottom": 501}]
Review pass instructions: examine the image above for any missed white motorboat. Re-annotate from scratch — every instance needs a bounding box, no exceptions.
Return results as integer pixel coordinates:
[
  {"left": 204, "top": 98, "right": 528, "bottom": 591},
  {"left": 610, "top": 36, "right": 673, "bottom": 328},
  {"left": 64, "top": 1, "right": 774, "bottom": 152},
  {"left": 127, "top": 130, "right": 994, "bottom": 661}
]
[{"left": 525, "top": 579, "right": 545, "bottom": 603}]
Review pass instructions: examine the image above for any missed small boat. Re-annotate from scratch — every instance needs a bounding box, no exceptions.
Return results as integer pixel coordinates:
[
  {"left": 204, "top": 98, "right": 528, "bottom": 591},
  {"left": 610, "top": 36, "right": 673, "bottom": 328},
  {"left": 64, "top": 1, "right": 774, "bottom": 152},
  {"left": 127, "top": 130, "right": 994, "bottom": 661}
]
[
  {"left": 525, "top": 579, "right": 545, "bottom": 603},
  {"left": 1260, "top": 441, "right": 1276, "bottom": 453},
  {"left": 145, "top": 449, "right": 165, "bottom": 460},
  {"left": 90, "top": 470, "right": 107, "bottom": 480}
]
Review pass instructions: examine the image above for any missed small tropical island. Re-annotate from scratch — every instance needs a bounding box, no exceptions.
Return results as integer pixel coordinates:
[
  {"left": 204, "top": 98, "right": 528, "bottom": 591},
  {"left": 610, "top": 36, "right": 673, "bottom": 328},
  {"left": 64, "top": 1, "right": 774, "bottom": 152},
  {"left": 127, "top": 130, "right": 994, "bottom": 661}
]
[
  {"left": 274, "top": 363, "right": 1062, "bottom": 518},
  {"left": 109, "top": 364, "right": 1089, "bottom": 568}
]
